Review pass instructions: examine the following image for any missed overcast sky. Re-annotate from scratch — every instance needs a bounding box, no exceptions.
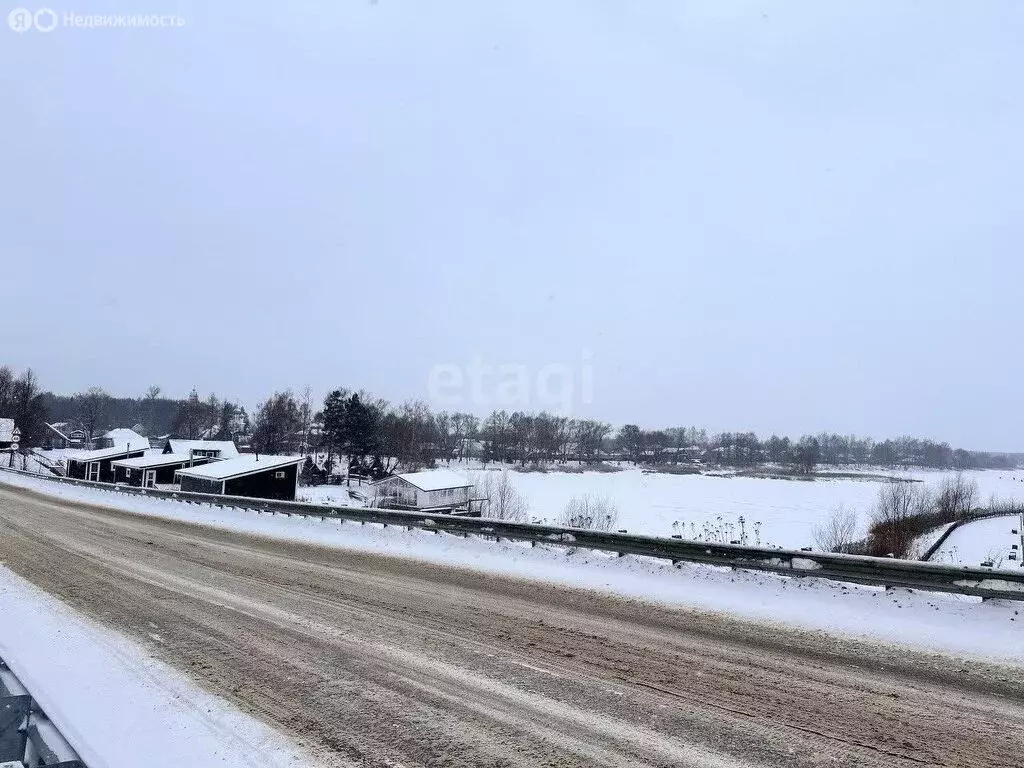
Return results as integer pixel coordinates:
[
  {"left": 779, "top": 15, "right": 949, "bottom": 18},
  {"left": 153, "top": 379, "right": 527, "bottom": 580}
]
[{"left": 2, "top": 1, "right": 1022, "bottom": 449}]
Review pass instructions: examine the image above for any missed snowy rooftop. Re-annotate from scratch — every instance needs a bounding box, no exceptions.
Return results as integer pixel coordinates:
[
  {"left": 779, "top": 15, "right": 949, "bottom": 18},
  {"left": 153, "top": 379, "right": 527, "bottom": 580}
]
[
  {"left": 100, "top": 428, "right": 150, "bottom": 448},
  {"left": 383, "top": 469, "right": 474, "bottom": 491},
  {"left": 66, "top": 445, "right": 154, "bottom": 462},
  {"left": 166, "top": 439, "right": 240, "bottom": 458},
  {"left": 111, "top": 453, "right": 195, "bottom": 469},
  {"left": 175, "top": 454, "right": 302, "bottom": 481}
]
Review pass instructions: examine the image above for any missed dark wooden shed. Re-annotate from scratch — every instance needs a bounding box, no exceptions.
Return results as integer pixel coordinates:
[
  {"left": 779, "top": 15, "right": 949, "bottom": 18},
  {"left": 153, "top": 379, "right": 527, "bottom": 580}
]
[
  {"left": 65, "top": 445, "right": 148, "bottom": 483},
  {"left": 111, "top": 453, "right": 213, "bottom": 488},
  {"left": 174, "top": 455, "right": 303, "bottom": 501}
]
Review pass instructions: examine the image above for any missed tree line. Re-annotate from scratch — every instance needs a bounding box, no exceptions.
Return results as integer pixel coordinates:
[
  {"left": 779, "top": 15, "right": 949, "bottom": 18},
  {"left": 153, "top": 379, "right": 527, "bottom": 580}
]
[
  {"left": 3, "top": 364, "right": 1017, "bottom": 474},
  {"left": 244, "top": 387, "right": 1018, "bottom": 476},
  {"left": 0, "top": 366, "right": 46, "bottom": 448},
  {"left": 37, "top": 384, "right": 250, "bottom": 444}
]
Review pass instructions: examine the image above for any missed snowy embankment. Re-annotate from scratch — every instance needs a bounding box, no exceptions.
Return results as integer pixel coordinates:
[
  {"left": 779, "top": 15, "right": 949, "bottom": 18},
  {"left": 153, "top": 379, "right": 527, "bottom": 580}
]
[
  {"left": 929, "top": 514, "right": 1024, "bottom": 571},
  {"left": 0, "top": 567, "right": 318, "bottom": 768},
  {"left": 3, "top": 472, "right": 1022, "bottom": 665}
]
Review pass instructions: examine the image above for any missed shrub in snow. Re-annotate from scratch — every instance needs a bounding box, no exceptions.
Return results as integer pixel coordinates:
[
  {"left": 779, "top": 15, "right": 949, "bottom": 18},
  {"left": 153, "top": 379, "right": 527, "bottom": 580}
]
[
  {"left": 474, "top": 470, "right": 529, "bottom": 522},
  {"left": 935, "top": 473, "right": 978, "bottom": 520},
  {"left": 868, "top": 481, "right": 933, "bottom": 558},
  {"left": 987, "top": 493, "right": 1024, "bottom": 515},
  {"left": 813, "top": 505, "right": 858, "bottom": 554},
  {"left": 558, "top": 494, "right": 619, "bottom": 531}
]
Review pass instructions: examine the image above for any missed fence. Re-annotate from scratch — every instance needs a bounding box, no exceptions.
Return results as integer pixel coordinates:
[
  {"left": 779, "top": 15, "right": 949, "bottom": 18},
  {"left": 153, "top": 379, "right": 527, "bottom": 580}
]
[
  {"left": 0, "top": 655, "right": 85, "bottom": 767},
  {"left": 2, "top": 466, "right": 1024, "bottom": 602}
]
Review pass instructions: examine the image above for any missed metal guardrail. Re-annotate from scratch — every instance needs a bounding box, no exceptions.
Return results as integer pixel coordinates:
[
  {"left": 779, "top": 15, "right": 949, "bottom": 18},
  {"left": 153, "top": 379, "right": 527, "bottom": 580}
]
[
  {"left": 2, "top": 465, "right": 1024, "bottom": 602},
  {"left": 0, "top": 656, "right": 85, "bottom": 768}
]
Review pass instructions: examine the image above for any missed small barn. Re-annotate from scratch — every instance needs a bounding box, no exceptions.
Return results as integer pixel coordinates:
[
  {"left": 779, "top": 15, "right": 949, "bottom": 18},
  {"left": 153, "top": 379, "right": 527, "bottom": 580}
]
[
  {"left": 371, "top": 469, "right": 475, "bottom": 512},
  {"left": 111, "top": 453, "right": 214, "bottom": 488},
  {"left": 175, "top": 455, "right": 303, "bottom": 500},
  {"left": 65, "top": 444, "right": 150, "bottom": 483}
]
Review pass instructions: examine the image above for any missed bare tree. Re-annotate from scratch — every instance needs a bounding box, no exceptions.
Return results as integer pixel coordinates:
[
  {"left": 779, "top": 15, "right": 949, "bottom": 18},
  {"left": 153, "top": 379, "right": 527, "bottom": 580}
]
[
  {"left": 143, "top": 385, "right": 161, "bottom": 436},
  {"left": 203, "top": 393, "right": 221, "bottom": 437},
  {"left": 251, "top": 391, "right": 302, "bottom": 454},
  {"left": 935, "top": 472, "right": 978, "bottom": 521},
  {"left": 573, "top": 419, "right": 611, "bottom": 464},
  {"left": 298, "top": 385, "right": 313, "bottom": 455},
  {"left": 0, "top": 366, "right": 14, "bottom": 410},
  {"left": 474, "top": 471, "right": 529, "bottom": 522},
  {"left": 433, "top": 412, "right": 458, "bottom": 464},
  {"left": 558, "top": 494, "right": 619, "bottom": 531},
  {"left": 173, "top": 388, "right": 206, "bottom": 440},
  {"left": 76, "top": 386, "right": 110, "bottom": 443},
  {"left": 813, "top": 506, "right": 858, "bottom": 553},
  {"left": 0, "top": 368, "right": 47, "bottom": 457},
  {"left": 987, "top": 494, "right": 1024, "bottom": 515},
  {"left": 868, "top": 481, "right": 931, "bottom": 557}
]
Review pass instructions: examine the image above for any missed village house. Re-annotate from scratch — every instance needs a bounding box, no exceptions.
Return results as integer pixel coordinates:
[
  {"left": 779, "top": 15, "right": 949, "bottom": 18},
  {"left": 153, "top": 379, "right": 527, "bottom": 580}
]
[
  {"left": 65, "top": 444, "right": 149, "bottom": 483},
  {"left": 43, "top": 422, "right": 87, "bottom": 449},
  {"left": 63, "top": 427, "right": 153, "bottom": 482},
  {"left": 160, "top": 438, "right": 240, "bottom": 461},
  {"left": 111, "top": 453, "right": 215, "bottom": 488},
  {"left": 175, "top": 454, "right": 303, "bottom": 500},
  {"left": 371, "top": 469, "right": 476, "bottom": 513},
  {"left": 94, "top": 428, "right": 149, "bottom": 451}
]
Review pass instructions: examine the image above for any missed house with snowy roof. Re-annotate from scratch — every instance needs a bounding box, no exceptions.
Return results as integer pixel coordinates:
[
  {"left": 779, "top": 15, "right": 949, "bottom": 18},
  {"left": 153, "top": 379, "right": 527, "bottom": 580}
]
[
  {"left": 160, "top": 438, "right": 240, "bottom": 461},
  {"left": 65, "top": 444, "right": 150, "bottom": 483},
  {"left": 43, "top": 422, "right": 87, "bottom": 449},
  {"left": 94, "top": 428, "right": 150, "bottom": 451},
  {"left": 63, "top": 428, "right": 152, "bottom": 482},
  {"left": 112, "top": 452, "right": 218, "bottom": 488},
  {"left": 371, "top": 469, "right": 476, "bottom": 513},
  {"left": 174, "top": 454, "right": 304, "bottom": 500}
]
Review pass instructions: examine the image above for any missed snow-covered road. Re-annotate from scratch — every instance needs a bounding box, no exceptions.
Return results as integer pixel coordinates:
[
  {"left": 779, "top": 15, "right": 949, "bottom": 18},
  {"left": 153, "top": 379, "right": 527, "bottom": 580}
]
[
  {"left": 1, "top": 477, "right": 1023, "bottom": 767},
  {"left": 0, "top": 568, "right": 319, "bottom": 768},
  {"left": 3, "top": 471, "right": 1021, "bottom": 661}
]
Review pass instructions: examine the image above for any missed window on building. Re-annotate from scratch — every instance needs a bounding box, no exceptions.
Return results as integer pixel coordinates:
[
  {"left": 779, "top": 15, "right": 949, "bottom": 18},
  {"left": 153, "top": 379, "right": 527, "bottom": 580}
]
[{"left": 274, "top": 470, "right": 286, "bottom": 479}]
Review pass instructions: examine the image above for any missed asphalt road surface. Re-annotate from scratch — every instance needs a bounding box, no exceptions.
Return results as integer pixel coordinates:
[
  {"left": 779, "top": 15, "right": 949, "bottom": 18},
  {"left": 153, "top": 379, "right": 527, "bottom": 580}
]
[{"left": 1, "top": 483, "right": 1022, "bottom": 767}]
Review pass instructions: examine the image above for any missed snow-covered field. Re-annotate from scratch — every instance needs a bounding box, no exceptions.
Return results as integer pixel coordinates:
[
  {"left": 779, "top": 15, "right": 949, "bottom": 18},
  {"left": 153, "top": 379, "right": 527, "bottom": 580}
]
[
  {"left": 929, "top": 514, "right": 1024, "bottom": 571},
  {"left": 463, "top": 466, "right": 1024, "bottom": 548},
  {"left": 300, "top": 464, "right": 1024, "bottom": 549},
  {"left": 0, "top": 566, "right": 317, "bottom": 768},
  {"left": 3, "top": 471, "right": 1022, "bottom": 664},
  {"left": 19, "top": 456, "right": 1024, "bottom": 549}
]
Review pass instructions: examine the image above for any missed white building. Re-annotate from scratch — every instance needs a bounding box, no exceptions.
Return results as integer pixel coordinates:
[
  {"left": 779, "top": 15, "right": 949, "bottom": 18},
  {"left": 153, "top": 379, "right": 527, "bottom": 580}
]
[{"left": 371, "top": 469, "right": 475, "bottom": 512}]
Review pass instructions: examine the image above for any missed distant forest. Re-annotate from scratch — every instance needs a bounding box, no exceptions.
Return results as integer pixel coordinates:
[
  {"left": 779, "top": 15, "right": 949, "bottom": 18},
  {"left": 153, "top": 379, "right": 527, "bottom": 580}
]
[
  {"left": 2, "top": 364, "right": 1020, "bottom": 475},
  {"left": 40, "top": 387, "right": 250, "bottom": 444},
  {"left": 43, "top": 392, "right": 182, "bottom": 435}
]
